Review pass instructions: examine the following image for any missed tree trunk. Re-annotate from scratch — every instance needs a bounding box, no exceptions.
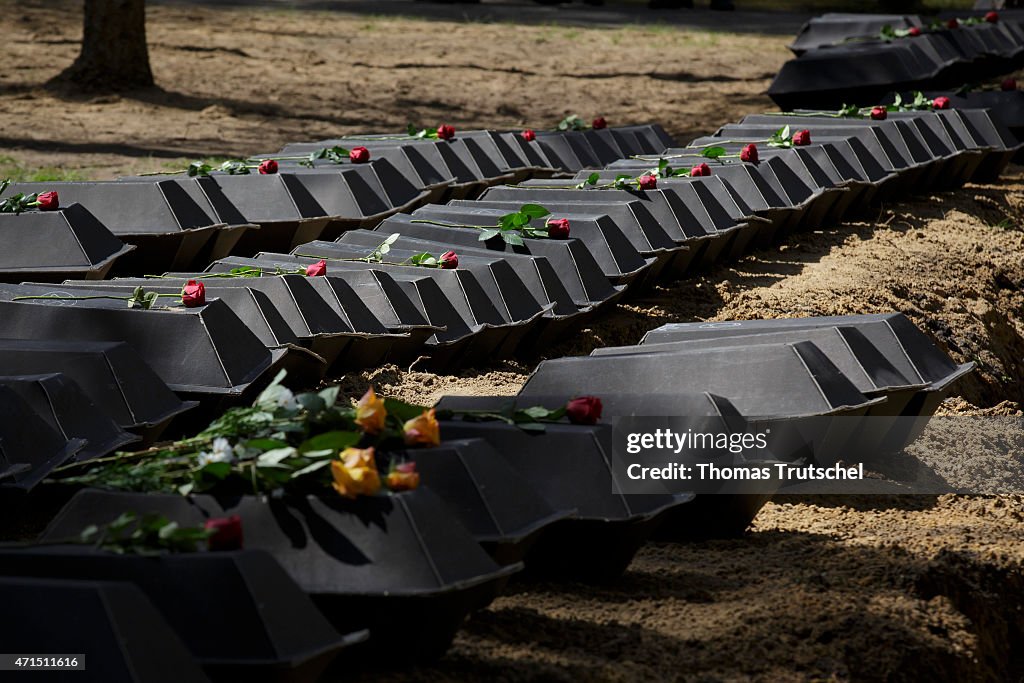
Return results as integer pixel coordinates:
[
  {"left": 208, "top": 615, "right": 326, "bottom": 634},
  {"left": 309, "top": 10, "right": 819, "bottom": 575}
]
[{"left": 53, "top": 0, "right": 153, "bottom": 91}]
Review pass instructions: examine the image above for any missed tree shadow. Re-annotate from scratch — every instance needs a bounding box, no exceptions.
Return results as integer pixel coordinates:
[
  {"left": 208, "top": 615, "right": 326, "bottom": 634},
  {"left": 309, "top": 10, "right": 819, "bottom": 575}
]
[{"left": 151, "top": 0, "right": 812, "bottom": 36}]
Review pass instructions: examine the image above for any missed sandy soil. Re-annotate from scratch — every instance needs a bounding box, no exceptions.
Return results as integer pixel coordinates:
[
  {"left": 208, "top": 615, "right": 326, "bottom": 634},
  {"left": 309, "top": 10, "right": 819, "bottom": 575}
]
[{"left": 2, "top": 2, "right": 1023, "bottom": 681}]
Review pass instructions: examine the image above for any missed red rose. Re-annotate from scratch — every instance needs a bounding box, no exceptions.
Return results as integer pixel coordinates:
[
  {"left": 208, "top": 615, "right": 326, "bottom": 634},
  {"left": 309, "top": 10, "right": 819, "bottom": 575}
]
[
  {"left": 870, "top": 106, "right": 887, "bottom": 121},
  {"left": 181, "top": 280, "right": 206, "bottom": 308},
  {"left": 546, "top": 218, "right": 570, "bottom": 239},
  {"left": 566, "top": 396, "right": 602, "bottom": 425},
  {"left": 522, "top": 129, "right": 536, "bottom": 142},
  {"left": 908, "top": 26, "right": 922, "bottom": 37},
  {"left": 204, "top": 515, "right": 243, "bottom": 551},
  {"left": 349, "top": 146, "right": 370, "bottom": 163},
  {"left": 740, "top": 143, "right": 758, "bottom": 163},
  {"left": 946, "top": 18, "right": 958, "bottom": 30},
  {"left": 592, "top": 116, "right": 607, "bottom": 130},
  {"left": 306, "top": 259, "right": 327, "bottom": 277},
  {"left": 690, "top": 162, "right": 711, "bottom": 177},
  {"left": 638, "top": 174, "right": 657, "bottom": 190},
  {"left": 985, "top": 11, "right": 998, "bottom": 23},
  {"left": 35, "top": 191, "right": 59, "bottom": 211},
  {"left": 932, "top": 96, "right": 951, "bottom": 110},
  {"left": 436, "top": 124, "right": 456, "bottom": 141},
  {"left": 258, "top": 159, "right": 278, "bottom": 175},
  {"left": 440, "top": 250, "right": 458, "bottom": 269},
  {"left": 792, "top": 129, "right": 811, "bottom": 146},
  {"left": 1002, "top": 78, "right": 1017, "bottom": 91}
]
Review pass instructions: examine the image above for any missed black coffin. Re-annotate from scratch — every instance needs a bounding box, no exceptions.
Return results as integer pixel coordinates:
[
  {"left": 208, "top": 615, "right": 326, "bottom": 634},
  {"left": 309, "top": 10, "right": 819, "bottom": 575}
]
[
  {"left": 0, "top": 384, "right": 85, "bottom": 492},
  {"left": 0, "top": 576, "right": 211, "bottom": 683},
  {"left": 0, "top": 373, "right": 138, "bottom": 461},
  {"left": 0, "top": 338, "right": 196, "bottom": 445},
  {"left": 0, "top": 203, "right": 134, "bottom": 282},
  {"left": 0, "top": 547, "right": 366, "bottom": 683},
  {"left": 0, "top": 180, "right": 225, "bottom": 274},
  {"left": 45, "top": 488, "right": 520, "bottom": 664}
]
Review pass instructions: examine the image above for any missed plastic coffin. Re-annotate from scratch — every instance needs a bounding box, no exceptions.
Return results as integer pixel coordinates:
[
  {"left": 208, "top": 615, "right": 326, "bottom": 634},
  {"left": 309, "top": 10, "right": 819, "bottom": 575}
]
[
  {"left": 374, "top": 212, "right": 626, "bottom": 308},
  {"left": 0, "top": 285, "right": 292, "bottom": 407},
  {"left": 0, "top": 339, "right": 196, "bottom": 445},
  {"left": 279, "top": 138, "right": 488, "bottom": 200},
  {"left": 44, "top": 488, "right": 520, "bottom": 663},
  {"left": 0, "top": 373, "right": 138, "bottom": 461},
  {"left": 296, "top": 234, "right": 589, "bottom": 349},
  {"left": 789, "top": 14, "right": 922, "bottom": 55},
  {"left": 444, "top": 197, "right": 695, "bottom": 278},
  {"left": 437, "top": 392, "right": 777, "bottom": 541},
  {"left": 58, "top": 275, "right": 388, "bottom": 372},
  {"left": 0, "top": 546, "right": 367, "bottom": 683},
  {"left": 641, "top": 314, "right": 974, "bottom": 448},
  {"left": 204, "top": 254, "right": 540, "bottom": 367},
  {"left": 0, "top": 203, "right": 134, "bottom": 282},
  {"left": 768, "top": 28, "right": 1011, "bottom": 111},
  {"left": 406, "top": 203, "right": 657, "bottom": 287},
  {"left": 519, "top": 342, "right": 886, "bottom": 465},
  {"left": 259, "top": 160, "right": 433, "bottom": 241},
  {"left": 432, "top": 407, "right": 695, "bottom": 579},
  {"left": 0, "top": 181, "right": 227, "bottom": 274},
  {"left": 648, "top": 143, "right": 887, "bottom": 225},
  {"left": 731, "top": 113, "right": 997, "bottom": 188},
  {"left": 697, "top": 120, "right": 948, "bottom": 197},
  {"left": 592, "top": 328, "right": 930, "bottom": 457},
  {"left": 0, "top": 576, "right": 211, "bottom": 683},
  {"left": 390, "top": 439, "right": 574, "bottom": 565},
  {"left": 498, "top": 179, "right": 764, "bottom": 262},
  {"left": 595, "top": 158, "right": 833, "bottom": 239},
  {"left": 0, "top": 384, "right": 85, "bottom": 492}
]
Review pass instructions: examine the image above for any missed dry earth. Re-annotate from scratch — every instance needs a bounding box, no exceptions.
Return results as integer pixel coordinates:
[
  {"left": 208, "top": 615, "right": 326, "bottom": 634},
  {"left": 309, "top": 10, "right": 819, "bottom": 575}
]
[{"left": 1, "top": 2, "right": 1022, "bottom": 681}]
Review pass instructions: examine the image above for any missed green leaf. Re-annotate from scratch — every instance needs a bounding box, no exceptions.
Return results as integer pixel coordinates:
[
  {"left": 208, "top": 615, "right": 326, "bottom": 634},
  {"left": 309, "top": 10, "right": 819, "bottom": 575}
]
[
  {"left": 502, "top": 231, "right": 525, "bottom": 246},
  {"left": 257, "top": 447, "right": 298, "bottom": 466},
  {"left": 521, "top": 405, "right": 554, "bottom": 419},
  {"left": 292, "top": 459, "right": 332, "bottom": 478},
  {"left": 244, "top": 438, "right": 288, "bottom": 452},
  {"left": 384, "top": 233, "right": 400, "bottom": 245},
  {"left": 512, "top": 212, "right": 529, "bottom": 227},
  {"left": 200, "top": 461, "right": 233, "bottom": 479},
  {"left": 299, "top": 430, "right": 360, "bottom": 453},
  {"left": 519, "top": 203, "right": 550, "bottom": 219},
  {"left": 383, "top": 397, "right": 429, "bottom": 423},
  {"left": 318, "top": 385, "right": 341, "bottom": 409},
  {"left": 297, "top": 392, "right": 326, "bottom": 414},
  {"left": 478, "top": 228, "right": 501, "bottom": 241},
  {"left": 701, "top": 146, "right": 726, "bottom": 159}
]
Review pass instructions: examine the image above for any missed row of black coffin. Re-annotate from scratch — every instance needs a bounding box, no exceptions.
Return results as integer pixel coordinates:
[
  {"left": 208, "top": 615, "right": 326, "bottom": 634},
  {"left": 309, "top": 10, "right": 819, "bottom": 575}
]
[
  {"left": 0, "top": 124, "right": 673, "bottom": 280},
  {"left": 0, "top": 110, "right": 1015, "bottom": 286},
  {"left": 772, "top": 12, "right": 1024, "bottom": 110},
  {"left": 0, "top": 310, "right": 972, "bottom": 681},
  {"left": 0, "top": 110, "right": 1005, "bottom": 489}
]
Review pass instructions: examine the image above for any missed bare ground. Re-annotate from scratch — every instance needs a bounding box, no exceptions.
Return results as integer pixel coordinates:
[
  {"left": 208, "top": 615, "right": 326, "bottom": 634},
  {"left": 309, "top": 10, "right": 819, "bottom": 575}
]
[{"left": 2, "top": 2, "right": 1023, "bottom": 681}]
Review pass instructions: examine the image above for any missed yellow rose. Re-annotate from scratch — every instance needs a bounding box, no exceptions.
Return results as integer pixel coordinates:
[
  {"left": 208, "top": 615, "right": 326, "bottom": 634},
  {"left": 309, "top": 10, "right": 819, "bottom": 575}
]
[
  {"left": 331, "top": 447, "right": 381, "bottom": 499},
  {"left": 386, "top": 462, "right": 420, "bottom": 492},
  {"left": 403, "top": 409, "right": 441, "bottom": 447},
  {"left": 354, "top": 387, "right": 387, "bottom": 435}
]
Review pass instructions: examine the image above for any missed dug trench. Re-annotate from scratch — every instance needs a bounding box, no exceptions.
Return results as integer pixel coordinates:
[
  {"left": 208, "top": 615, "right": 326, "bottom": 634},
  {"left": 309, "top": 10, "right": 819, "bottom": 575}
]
[{"left": 339, "top": 171, "right": 1024, "bottom": 682}]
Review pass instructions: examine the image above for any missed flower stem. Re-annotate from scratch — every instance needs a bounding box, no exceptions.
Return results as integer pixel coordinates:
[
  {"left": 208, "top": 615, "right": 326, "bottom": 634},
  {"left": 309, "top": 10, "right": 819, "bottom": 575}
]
[
  {"left": 409, "top": 219, "right": 492, "bottom": 230},
  {"left": 137, "top": 169, "right": 186, "bottom": 176}
]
